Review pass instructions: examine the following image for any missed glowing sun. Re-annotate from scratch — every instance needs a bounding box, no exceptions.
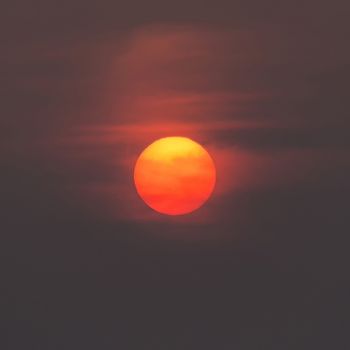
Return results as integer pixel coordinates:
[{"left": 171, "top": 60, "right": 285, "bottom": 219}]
[{"left": 134, "top": 137, "right": 216, "bottom": 215}]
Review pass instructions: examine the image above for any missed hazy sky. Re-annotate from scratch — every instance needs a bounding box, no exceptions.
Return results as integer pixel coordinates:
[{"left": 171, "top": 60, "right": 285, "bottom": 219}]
[{"left": 1, "top": 0, "right": 350, "bottom": 349}]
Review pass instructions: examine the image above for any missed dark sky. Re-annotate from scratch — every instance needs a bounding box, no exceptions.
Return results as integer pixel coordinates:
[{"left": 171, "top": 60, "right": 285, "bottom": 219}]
[{"left": 1, "top": 0, "right": 350, "bottom": 349}]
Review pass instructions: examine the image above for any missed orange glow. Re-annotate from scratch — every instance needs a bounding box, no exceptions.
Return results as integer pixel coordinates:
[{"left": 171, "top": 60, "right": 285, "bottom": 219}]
[{"left": 134, "top": 137, "right": 216, "bottom": 215}]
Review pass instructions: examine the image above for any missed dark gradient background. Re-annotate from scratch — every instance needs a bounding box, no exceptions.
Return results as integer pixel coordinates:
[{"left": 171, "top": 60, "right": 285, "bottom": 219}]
[{"left": 1, "top": 1, "right": 350, "bottom": 349}]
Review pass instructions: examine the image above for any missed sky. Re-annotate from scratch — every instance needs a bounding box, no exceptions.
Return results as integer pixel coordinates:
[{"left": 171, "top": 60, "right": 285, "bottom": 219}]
[{"left": 1, "top": 0, "right": 350, "bottom": 349}]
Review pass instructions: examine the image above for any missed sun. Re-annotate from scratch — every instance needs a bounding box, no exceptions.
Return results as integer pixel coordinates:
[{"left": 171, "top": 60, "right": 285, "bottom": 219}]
[{"left": 134, "top": 136, "right": 216, "bottom": 215}]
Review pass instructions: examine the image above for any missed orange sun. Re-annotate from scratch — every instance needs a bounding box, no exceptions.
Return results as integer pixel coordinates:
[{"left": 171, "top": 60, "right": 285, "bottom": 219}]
[{"left": 134, "top": 137, "right": 216, "bottom": 215}]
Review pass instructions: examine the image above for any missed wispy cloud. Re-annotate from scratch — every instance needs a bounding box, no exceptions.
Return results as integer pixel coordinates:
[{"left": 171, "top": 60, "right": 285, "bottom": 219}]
[{"left": 30, "top": 23, "right": 350, "bottom": 222}]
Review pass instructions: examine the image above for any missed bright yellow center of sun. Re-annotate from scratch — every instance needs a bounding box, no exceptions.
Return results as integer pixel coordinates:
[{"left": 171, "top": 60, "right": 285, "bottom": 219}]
[{"left": 134, "top": 137, "right": 216, "bottom": 215}]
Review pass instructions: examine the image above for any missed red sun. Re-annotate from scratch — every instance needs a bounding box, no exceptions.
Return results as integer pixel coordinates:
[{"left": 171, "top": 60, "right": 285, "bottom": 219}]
[{"left": 134, "top": 137, "right": 216, "bottom": 215}]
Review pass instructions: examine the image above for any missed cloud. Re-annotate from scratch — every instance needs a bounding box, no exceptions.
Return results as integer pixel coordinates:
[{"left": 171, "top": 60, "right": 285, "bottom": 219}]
[
  {"left": 4, "top": 22, "right": 348, "bottom": 224},
  {"left": 47, "top": 23, "right": 349, "bottom": 222}
]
